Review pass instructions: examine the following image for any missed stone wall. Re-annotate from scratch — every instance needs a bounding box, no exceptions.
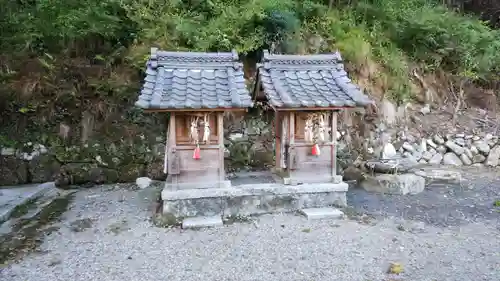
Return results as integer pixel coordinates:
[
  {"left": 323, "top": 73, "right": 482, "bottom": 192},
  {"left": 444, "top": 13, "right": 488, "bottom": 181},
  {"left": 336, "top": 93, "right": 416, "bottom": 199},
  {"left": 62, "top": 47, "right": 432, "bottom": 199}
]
[
  {"left": 0, "top": 137, "right": 166, "bottom": 187},
  {"left": 397, "top": 132, "right": 500, "bottom": 166}
]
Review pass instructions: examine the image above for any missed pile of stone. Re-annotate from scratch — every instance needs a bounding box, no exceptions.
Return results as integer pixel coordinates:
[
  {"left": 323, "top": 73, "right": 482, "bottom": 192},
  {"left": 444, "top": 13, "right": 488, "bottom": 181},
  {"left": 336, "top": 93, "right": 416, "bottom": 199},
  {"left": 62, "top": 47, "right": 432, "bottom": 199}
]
[
  {"left": 359, "top": 158, "right": 425, "bottom": 195},
  {"left": 398, "top": 133, "right": 500, "bottom": 167}
]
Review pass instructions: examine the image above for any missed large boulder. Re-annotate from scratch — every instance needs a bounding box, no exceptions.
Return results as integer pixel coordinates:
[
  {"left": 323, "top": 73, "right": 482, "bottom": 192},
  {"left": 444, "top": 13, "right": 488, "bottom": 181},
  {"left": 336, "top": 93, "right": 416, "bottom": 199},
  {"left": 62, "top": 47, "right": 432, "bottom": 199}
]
[
  {"left": 359, "top": 173, "right": 426, "bottom": 195},
  {"left": 364, "top": 158, "right": 418, "bottom": 174},
  {"left": 28, "top": 154, "right": 61, "bottom": 183},
  {"left": 0, "top": 156, "right": 28, "bottom": 185}
]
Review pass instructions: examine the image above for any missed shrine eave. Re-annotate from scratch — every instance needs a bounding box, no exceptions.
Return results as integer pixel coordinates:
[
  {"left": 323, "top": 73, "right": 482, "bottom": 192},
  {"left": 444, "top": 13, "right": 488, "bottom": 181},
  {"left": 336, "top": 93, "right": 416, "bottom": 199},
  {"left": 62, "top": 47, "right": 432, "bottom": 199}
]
[
  {"left": 254, "top": 50, "right": 373, "bottom": 109},
  {"left": 135, "top": 48, "right": 253, "bottom": 111}
]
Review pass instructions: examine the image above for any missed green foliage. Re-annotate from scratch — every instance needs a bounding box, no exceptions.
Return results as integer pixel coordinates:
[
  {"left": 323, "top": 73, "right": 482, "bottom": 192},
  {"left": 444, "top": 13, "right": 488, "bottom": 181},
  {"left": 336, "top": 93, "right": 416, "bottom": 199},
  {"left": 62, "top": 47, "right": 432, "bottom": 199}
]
[
  {"left": 350, "top": 0, "right": 500, "bottom": 80},
  {"left": 1, "top": 0, "right": 500, "bottom": 148}
]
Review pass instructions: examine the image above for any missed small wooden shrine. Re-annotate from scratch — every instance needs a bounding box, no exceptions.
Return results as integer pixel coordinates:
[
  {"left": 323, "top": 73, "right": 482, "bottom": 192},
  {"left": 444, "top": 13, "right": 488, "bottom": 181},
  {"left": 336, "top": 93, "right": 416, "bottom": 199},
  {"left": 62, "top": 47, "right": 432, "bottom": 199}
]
[
  {"left": 253, "top": 51, "right": 372, "bottom": 185},
  {"left": 136, "top": 48, "right": 252, "bottom": 190}
]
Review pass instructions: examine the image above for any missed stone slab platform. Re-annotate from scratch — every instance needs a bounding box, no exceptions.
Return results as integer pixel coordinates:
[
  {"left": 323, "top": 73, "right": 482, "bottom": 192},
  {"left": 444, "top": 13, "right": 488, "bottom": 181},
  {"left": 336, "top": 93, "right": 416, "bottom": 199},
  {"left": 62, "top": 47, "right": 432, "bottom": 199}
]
[
  {"left": 300, "top": 207, "right": 344, "bottom": 220},
  {"left": 162, "top": 182, "right": 348, "bottom": 218},
  {"left": 0, "top": 182, "right": 54, "bottom": 223}
]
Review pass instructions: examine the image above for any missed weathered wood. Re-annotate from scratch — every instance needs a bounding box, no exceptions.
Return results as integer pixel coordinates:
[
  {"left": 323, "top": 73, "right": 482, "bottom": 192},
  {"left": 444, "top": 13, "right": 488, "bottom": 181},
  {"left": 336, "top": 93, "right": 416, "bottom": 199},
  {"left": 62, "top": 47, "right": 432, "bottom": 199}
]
[
  {"left": 217, "top": 112, "right": 225, "bottom": 182},
  {"left": 275, "top": 110, "right": 341, "bottom": 184},
  {"left": 280, "top": 113, "right": 288, "bottom": 169},
  {"left": 330, "top": 111, "right": 338, "bottom": 177},
  {"left": 288, "top": 146, "right": 298, "bottom": 170}
]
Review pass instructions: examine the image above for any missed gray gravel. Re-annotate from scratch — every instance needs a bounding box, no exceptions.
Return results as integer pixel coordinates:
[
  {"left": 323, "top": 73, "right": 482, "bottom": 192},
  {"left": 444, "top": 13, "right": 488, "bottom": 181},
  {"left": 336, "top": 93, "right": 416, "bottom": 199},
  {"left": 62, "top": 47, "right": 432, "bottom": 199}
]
[
  {"left": 348, "top": 169, "right": 500, "bottom": 226},
  {"left": 1, "top": 172, "right": 500, "bottom": 281}
]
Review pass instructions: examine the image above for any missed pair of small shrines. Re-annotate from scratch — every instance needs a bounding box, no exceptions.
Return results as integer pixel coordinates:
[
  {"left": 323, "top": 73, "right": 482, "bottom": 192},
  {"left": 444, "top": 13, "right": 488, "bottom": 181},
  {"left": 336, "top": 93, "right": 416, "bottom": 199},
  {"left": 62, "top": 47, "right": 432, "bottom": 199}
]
[{"left": 135, "top": 48, "right": 371, "bottom": 191}]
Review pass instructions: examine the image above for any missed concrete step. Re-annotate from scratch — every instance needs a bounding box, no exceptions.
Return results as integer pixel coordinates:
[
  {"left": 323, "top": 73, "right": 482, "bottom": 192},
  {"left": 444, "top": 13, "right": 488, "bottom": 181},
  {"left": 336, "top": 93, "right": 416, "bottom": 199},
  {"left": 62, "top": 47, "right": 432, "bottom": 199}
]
[
  {"left": 182, "top": 216, "right": 223, "bottom": 229},
  {"left": 300, "top": 207, "right": 344, "bottom": 220}
]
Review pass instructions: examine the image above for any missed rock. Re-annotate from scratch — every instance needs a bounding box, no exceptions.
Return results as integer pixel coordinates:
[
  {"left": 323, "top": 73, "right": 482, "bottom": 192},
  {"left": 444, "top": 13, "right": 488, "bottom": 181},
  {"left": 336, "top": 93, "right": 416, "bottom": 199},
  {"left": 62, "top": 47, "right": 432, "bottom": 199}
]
[
  {"left": 359, "top": 173, "right": 426, "bottom": 195},
  {"left": 455, "top": 133, "right": 465, "bottom": 138},
  {"left": 146, "top": 159, "right": 166, "bottom": 180},
  {"left": 418, "top": 159, "right": 427, "bottom": 164},
  {"left": 402, "top": 151, "right": 414, "bottom": 160},
  {"left": 381, "top": 143, "right": 397, "bottom": 159},
  {"left": 364, "top": 158, "right": 418, "bottom": 174},
  {"left": 412, "top": 150, "right": 423, "bottom": 161},
  {"left": 466, "top": 139, "right": 472, "bottom": 147},
  {"left": 460, "top": 154, "right": 472, "bottom": 165},
  {"left": 484, "top": 133, "right": 493, "bottom": 141},
  {"left": 454, "top": 138, "right": 466, "bottom": 147},
  {"left": 420, "top": 104, "right": 431, "bottom": 115},
  {"left": 381, "top": 99, "right": 397, "bottom": 125},
  {"left": 1, "top": 147, "right": 16, "bottom": 156},
  {"left": 445, "top": 141, "right": 465, "bottom": 155},
  {"left": 413, "top": 169, "right": 462, "bottom": 183},
  {"left": 487, "top": 139, "right": 497, "bottom": 148},
  {"left": 402, "top": 142, "right": 414, "bottom": 153},
  {"left": 55, "top": 163, "right": 120, "bottom": 188},
  {"left": 28, "top": 155, "right": 61, "bottom": 183},
  {"left": 419, "top": 139, "right": 427, "bottom": 152},
  {"left": 436, "top": 145, "right": 447, "bottom": 154},
  {"left": 443, "top": 153, "right": 463, "bottom": 166},
  {"left": 428, "top": 148, "right": 437, "bottom": 155},
  {"left": 412, "top": 142, "right": 420, "bottom": 152},
  {"left": 421, "top": 151, "right": 433, "bottom": 161},
  {"left": 136, "top": 177, "right": 152, "bottom": 189},
  {"left": 428, "top": 153, "right": 443, "bottom": 165},
  {"left": 463, "top": 148, "right": 473, "bottom": 160},
  {"left": 472, "top": 136, "right": 481, "bottom": 141},
  {"left": 426, "top": 139, "right": 437, "bottom": 148},
  {"left": 485, "top": 145, "right": 500, "bottom": 167},
  {"left": 465, "top": 135, "right": 473, "bottom": 140},
  {"left": 433, "top": 135, "right": 445, "bottom": 145},
  {"left": 342, "top": 166, "right": 365, "bottom": 182},
  {"left": 472, "top": 154, "right": 486, "bottom": 164},
  {"left": 0, "top": 156, "right": 28, "bottom": 185},
  {"left": 474, "top": 141, "right": 490, "bottom": 155},
  {"left": 470, "top": 145, "right": 479, "bottom": 155}
]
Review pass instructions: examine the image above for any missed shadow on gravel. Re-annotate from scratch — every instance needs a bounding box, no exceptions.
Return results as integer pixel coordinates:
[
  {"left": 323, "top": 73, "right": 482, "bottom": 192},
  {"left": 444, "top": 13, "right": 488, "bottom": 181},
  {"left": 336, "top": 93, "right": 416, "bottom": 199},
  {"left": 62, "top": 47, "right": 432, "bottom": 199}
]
[{"left": 347, "top": 179, "right": 500, "bottom": 227}]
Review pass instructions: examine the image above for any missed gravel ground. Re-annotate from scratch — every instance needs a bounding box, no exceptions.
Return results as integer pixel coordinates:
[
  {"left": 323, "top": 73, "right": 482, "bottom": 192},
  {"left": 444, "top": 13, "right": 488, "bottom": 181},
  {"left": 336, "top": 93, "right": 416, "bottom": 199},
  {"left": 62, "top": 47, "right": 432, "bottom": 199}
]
[{"left": 1, "top": 171, "right": 499, "bottom": 281}]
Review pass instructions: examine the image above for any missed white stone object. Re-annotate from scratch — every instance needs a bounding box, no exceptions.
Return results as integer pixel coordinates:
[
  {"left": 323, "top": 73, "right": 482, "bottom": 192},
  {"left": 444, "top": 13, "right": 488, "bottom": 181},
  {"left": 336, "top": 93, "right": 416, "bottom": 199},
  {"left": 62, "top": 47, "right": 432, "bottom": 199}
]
[
  {"left": 135, "top": 177, "right": 152, "bottom": 189},
  {"left": 381, "top": 143, "right": 397, "bottom": 159},
  {"left": 433, "top": 134, "right": 445, "bottom": 144},
  {"left": 436, "top": 145, "right": 447, "bottom": 154},
  {"left": 300, "top": 208, "right": 344, "bottom": 220},
  {"left": 443, "top": 153, "right": 463, "bottom": 166},
  {"left": 420, "top": 139, "right": 427, "bottom": 152},
  {"left": 460, "top": 154, "right": 472, "bottom": 165},
  {"left": 426, "top": 139, "right": 437, "bottom": 148},
  {"left": 402, "top": 142, "right": 414, "bottom": 152},
  {"left": 428, "top": 153, "right": 443, "bottom": 164},
  {"left": 486, "top": 145, "right": 500, "bottom": 167},
  {"left": 474, "top": 141, "right": 490, "bottom": 155},
  {"left": 182, "top": 216, "right": 223, "bottom": 229},
  {"left": 360, "top": 174, "right": 426, "bottom": 195},
  {"left": 445, "top": 141, "right": 465, "bottom": 155},
  {"left": 420, "top": 104, "right": 431, "bottom": 115}
]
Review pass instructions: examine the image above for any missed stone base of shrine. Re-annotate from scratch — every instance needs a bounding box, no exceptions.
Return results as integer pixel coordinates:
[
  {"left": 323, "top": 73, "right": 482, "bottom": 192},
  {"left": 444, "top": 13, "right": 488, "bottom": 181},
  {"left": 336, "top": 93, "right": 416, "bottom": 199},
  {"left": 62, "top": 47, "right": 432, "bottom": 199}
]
[{"left": 161, "top": 182, "right": 348, "bottom": 219}]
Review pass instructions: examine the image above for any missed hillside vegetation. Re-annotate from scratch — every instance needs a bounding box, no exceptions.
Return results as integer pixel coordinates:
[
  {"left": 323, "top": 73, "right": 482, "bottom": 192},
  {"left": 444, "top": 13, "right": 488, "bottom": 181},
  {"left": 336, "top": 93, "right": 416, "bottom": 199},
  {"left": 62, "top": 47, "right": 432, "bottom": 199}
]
[{"left": 1, "top": 0, "right": 500, "bottom": 185}]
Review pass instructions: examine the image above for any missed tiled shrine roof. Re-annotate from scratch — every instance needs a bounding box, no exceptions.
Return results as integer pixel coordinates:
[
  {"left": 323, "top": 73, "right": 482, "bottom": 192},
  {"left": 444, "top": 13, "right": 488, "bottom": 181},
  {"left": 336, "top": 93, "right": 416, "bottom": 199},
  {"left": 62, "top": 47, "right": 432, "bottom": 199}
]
[
  {"left": 135, "top": 48, "right": 253, "bottom": 110},
  {"left": 255, "top": 51, "right": 372, "bottom": 108}
]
